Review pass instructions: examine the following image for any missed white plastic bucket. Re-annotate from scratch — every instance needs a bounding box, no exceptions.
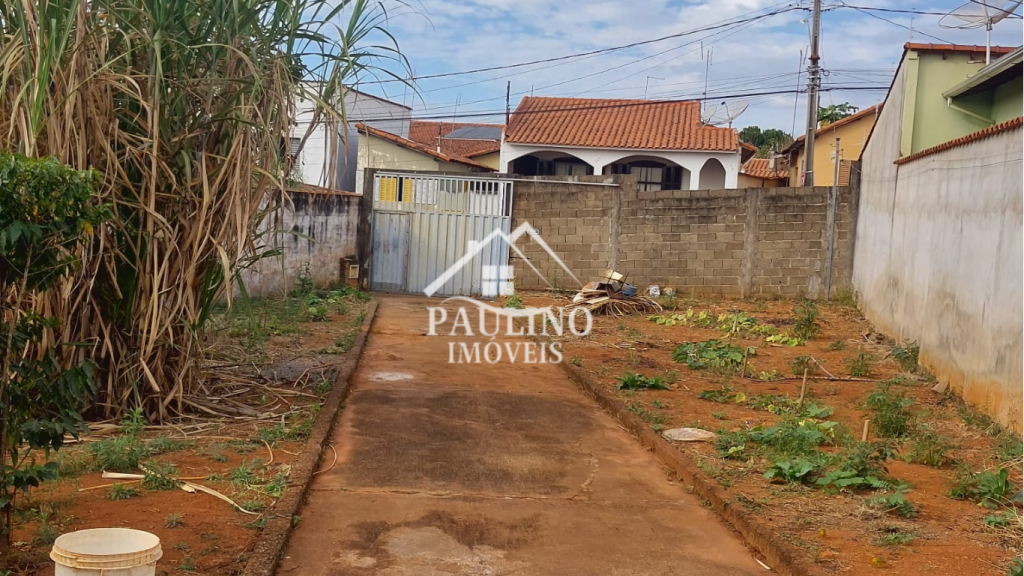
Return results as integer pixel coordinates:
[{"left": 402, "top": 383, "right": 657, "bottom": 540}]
[{"left": 50, "top": 528, "right": 162, "bottom": 576}]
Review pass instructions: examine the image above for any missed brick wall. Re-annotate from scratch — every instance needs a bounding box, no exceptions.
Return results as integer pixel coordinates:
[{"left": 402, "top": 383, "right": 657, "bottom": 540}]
[{"left": 510, "top": 175, "right": 858, "bottom": 298}]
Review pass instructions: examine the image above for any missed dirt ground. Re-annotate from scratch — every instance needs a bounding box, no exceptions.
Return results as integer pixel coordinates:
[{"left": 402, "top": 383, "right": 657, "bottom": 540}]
[
  {"left": 516, "top": 290, "right": 1023, "bottom": 576},
  {"left": 2, "top": 288, "right": 372, "bottom": 576}
]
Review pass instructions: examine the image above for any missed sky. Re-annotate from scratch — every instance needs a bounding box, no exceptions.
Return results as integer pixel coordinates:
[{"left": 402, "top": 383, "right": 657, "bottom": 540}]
[{"left": 349, "top": 0, "right": 1023, "bottom": 136}]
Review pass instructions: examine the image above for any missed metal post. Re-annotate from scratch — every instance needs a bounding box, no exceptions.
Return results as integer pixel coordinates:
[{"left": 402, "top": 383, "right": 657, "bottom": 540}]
[
  {"left": 824, "top": 136, "right": 840, "bottom": 299},
  {"left": 505, "top": 81, "right": 511, "bottom": 126},
  {"left": 803, "top": 0, "right": 822, "bottom": 186}
]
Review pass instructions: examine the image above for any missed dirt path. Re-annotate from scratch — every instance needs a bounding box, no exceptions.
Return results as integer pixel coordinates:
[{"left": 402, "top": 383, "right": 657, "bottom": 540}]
[{"left": 279, "top": 295, "right": 764, "bottom": 576}]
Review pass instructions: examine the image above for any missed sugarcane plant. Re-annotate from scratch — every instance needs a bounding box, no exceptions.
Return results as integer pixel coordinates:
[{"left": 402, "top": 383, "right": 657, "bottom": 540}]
[{"left": 0, "top": 0, "right": 409, "bottom": 420}]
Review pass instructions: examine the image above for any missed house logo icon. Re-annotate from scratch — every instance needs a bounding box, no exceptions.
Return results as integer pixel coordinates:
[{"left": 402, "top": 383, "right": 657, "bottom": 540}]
[{"left": 423, "top": 222, "right": 583, "bottom": 298}]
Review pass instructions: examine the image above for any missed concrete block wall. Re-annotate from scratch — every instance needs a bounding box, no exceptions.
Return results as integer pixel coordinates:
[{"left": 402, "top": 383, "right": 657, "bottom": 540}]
[{"left": 510, "top": 175, "right": 857, "bottom": 298}]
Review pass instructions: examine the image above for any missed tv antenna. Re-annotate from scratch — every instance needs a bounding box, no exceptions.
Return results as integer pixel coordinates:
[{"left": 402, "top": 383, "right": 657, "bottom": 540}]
[
  {"left": 940, "top": 0, "right": 1022, "bottom": 63},
  {"left": 701, "top": 100, "right": 749, "bottom": 128}
]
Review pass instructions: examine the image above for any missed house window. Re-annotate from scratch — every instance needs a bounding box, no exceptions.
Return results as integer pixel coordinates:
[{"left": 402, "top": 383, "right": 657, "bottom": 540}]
[
  {"left": 288, "top": 137, "right": 302, "bottom": 165},
  {"left": 631, "top": 165, "right": 663, "bottom": 191}
]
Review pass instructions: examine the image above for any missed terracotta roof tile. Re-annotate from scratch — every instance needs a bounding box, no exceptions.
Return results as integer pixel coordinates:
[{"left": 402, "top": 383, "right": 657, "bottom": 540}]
[
  {"left": 894, "top": 116, "right": 1022, "bottom": 165},
  {"left": 740, "top": 158, "right": 787, "bottom": 180},
  {"left": 904, "top": 43, "right": 1015, "bottom": 56},
  {"left": 356, "top": 124, "right": 494, "bottom": 171},
  {"left": 784, "top": 104, "right": 882, "bottom": 153},
  {"left": 504, "top": 96, "right": 738, "bottom": 152},
  {"left": 408, "top": 121, "right": 504, "bottom": 157}
]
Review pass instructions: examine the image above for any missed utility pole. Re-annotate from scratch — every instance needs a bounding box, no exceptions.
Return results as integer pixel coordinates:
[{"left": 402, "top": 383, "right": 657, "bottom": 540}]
[
  {"left": 505, "top": 81, "right": 511, "bottom": 126},
  {"left": 824, "top": 136, "right": 840, "bottom": 299},
  {"left": 803, "top": 0, "right": 822, "bottom": 186}
]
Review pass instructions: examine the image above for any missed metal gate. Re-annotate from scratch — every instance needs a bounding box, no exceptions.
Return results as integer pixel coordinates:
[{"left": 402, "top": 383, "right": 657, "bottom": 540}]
[{"left": 369, "top": 172, "right": 515, "bottom": 296}]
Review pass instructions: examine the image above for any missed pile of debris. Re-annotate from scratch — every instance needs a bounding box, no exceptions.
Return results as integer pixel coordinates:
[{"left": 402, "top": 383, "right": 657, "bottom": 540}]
[{"left": 572, "top": 270, "right": 663, "bottom": 316}]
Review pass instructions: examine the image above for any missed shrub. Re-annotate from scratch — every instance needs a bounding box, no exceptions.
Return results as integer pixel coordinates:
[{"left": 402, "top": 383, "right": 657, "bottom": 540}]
[
  {"left": 108, "top": 484, "right": 140, "bottom": 501},
  {"left": 865, "top": 383, "right": 915, "bottom": 438},
  {"left": 846, "top": 352, "right": 875, "bottom": 377},
  {"left": 0, "top": 154, "right": 107, "bottom": 545},
  {"left": 905, "top": 430, "right": 953, "bottom": 467},
  {"left": 792, "top": 299, "right": 823, "bottom": 340}
]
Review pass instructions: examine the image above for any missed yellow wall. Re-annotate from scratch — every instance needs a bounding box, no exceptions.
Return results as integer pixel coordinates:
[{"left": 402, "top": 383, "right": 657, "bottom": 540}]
[
  {"left": 788, "top": 110, "right": 877, "bottom": 186},
  {"left": 471, "top": 151, "right": 500, "bottom": 170},
  {"left": 737, "top": 173, "right": 785, "bottom": 188}
]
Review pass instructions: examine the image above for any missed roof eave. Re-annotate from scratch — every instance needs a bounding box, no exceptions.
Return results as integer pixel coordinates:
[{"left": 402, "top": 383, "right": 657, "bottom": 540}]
[{"left": 942, "top": 46, "right": 1024, "bottom": 98}]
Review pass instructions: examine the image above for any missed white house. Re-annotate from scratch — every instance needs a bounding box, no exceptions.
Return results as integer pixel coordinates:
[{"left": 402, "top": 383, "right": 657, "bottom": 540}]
[
  {"left": 290, "top": 87, "right": 412, "bottom": 192},
  {"left": 499, "top": 96, "right": 741, "bottom": 189}
]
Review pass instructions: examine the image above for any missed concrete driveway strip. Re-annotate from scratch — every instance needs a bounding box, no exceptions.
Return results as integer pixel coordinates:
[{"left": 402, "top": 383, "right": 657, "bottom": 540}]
[{"left": 279, "top": 295, "right": 764, "bottom": 576}]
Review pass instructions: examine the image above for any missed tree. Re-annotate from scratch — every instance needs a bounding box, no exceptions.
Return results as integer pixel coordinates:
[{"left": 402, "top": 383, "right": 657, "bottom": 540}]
[
  {"left": 739, "top": 126, "right": 794, "bottom": 157},
  {"left": 818, "top": 103, "right": 860, "bottom": 126}
]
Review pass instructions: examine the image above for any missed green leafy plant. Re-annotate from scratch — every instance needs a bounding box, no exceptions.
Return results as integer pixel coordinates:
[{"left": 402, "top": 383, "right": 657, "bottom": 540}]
[
  {"left": 86, "top": 408, "right": 147, "bottom": 472},
  {"left": 108, "top": 484, "right": 140, "bottom": 501},
  {"left": 865, "top": 382, "right": 915, "bottom": 437},
  {"left": 625, "top": 402, "right": 666, "bottom": 432},
  {"left": 306, "top": 303, "right": 329, "bottom": 322},
  {"left": 790, "top": 355, "right": 818, "bottom": 375},
  {"left": 166, "top": 513, "right": 184, "bottom": 528},
  {"left": 890, "top": 341, "right": 920, "bottom": 372},
  {"left": 905, "top": 430, "right": 953, "bottom": 467},
  {"left": 504, "top": 295, "right": 523, "bottom": 309},
  {"left": 758, "top": 370, "right": 784, "bottom": 381},
  {"left": 570, "top": 355, "right": 583, "bottom": 367},
  {"left": 846, "top": 352, "right": 875, "bottom": 377},
  {"left": 142, "top": 462, "right": 179, "bottom": 491},
  {"left": 764, "top": 459, "right": 819, "bottom": 483},
  {"left": 698, "top": 387, "right": 735, "bottom": 403},
  {"left": 672, "top": 340, "right": 754, "bottom": 371},
  {"left": 983, "top": 510, "right": 1017, "bottom": 528},
  {"left": 816, "top": 442, "right": 892, "bottom": 490},
  {"left": 0, "top": 154, "right": 107, "bottom": 545},
  {"left": 827, "top": 340, "right": 846, "bottom": 351},
  {"left": 792, "top": 299, "right": 823, "bottom": 340},
  {"left": 867, "top": 485, "right": 918, "bottom": 517},
  {"left": 1009, "top": 558, "right": 1023, "bottom": 576},
  {"left": 765, "top": 333, "right": 804, "bottom": 346},
  {"left": 618, "top": 372, "right": 667, "bottom": 391}
]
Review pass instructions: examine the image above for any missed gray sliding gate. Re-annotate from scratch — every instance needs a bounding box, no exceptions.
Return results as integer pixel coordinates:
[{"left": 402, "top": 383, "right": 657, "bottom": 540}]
[{"left": 369, "top": 172, "right": 515, "bottom": 296}]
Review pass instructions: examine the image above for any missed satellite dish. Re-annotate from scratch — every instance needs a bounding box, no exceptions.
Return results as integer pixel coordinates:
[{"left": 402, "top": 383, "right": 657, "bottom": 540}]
[
  {"left": 940, "top": 0, "right": 1022, "bottom": 64},
  {"left": 704, "top": 100, "right": 749, "bottom": 127}
]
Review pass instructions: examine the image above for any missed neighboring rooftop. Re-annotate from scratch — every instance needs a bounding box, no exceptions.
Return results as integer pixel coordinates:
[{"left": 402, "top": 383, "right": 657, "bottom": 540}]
[
  {"left": 356, "top": 123, "right": 494, "bottom": 170},
  {"left": 784, "top": 104, "right": 882, "bottom": 153},
  {"left": 408, "top": 121, "right": 504, "bottom": 158},
  {"left": 943, "top": 45, "right": 1024, "bottom": 99},
  {"left": 740, "top": 157, "right": 787, "bottom": 180},
  {"left": 504, "top": 96, "right": 738, "bottom": 152},
  {"left": 904, "top": 43, "right": 1016, "bottom": 57}
]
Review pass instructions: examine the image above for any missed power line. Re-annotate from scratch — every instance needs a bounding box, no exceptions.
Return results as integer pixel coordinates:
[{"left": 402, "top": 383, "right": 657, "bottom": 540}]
[
  {"left": 838, "top": 4, "right": 1020, "bottom": 18},
  {"left": 838, "top": 2, "right": 957, "bottom": 42},
  {"left": 354, "top": 5, "right": 805, "bottom": 85},
  {"left": 346, "top": 86, "right": 888, "bottom": 123}
]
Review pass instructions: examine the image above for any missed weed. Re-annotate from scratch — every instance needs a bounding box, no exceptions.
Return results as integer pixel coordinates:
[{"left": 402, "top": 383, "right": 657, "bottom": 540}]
[
  {"left": 306, "top": 302, "right": 328, "bottom": 322},
  {"left": 352, "top": 310, "right": 367, "bottom": 326},
  {"left": 890, "top": 341, "right": 920, "bottom": 372},
  {"left": 291, "top": 264, "right": 315, "bottom": 297},
  {"left": 625, "top": 402, "right": 666, "bottom": 432},
  {"left": 958, "top": 403, "right": 1000, "bottom": 435},
  {"left": 265, "top": 472, "right": 288, "bottom": 499},
  {"left": 229, "top": 459, "right": 264, "bottom": 488},
  {"left": 86, "top": 409, "right": 147, "bottom": 472},
  {"left": 1009, "top": 558, "right": 1023, "bottom": 576},
  {"left": 179, "top": 555, "right": 197, "bottom": 572},
  {"left": 764, "top": 459, "right": 819, "bottom": 483},
  {"left": 865, "top": 382, "right": 915, "bottom": 437},
  {"left": 173, "top": 542, "right": 190, "bottom": 551},
  {"left": 867, "top": 485, "right": 918, "bottom": 517},
  {"left": 244, "top": 516, "right": 268, "bottom": 531},
  {"left": 765, "top": 333, "right": 805, "bottom": 346},
  {"left": 165, "top": 513, "right": 183, "bottom": 528},
  {"left": 845, "top": 352, "right": 874, "bottom": 378},
  {"left": 617, "top": 372, "right": 669, "bottom": 391},
  {"left": 905, "top": 430, "right": 953, "bottom": 467},
  {"left": 33, "top": 523, "right": 59, "bottom": 546},
  {"left": 313, "top": 379, "right": 334, "bottom": 395},
  {"left": 698, "top": 386, "right": 735, "bottom": 403},
  {"left": 207, "top": 450, "right": 228, "bottom": 463},
  {"left": 792, "top": 300, "right": 822, "bottom": 340},
  {"left": 790, "top": 355, "right": 817, "bottom": 376},
  {"left": 749, "top": 418, "right": 837, "bottom": 456},
  {"left": 816, "top": 442, "right": 892, "bottom": 490},
  {"left": 504, "top": 294, "right": 523, "bottom": 309},
  {"left": 628, "top": 349, "right": 639, "bottom": 368},
  {"left": 826, "top": 340, "right": 846, "bottom": 351},
  {"left": 833, "top": 287, "right": 858, "bottom": 307},
  {"left": 332, "top": 333, "right": 356, "bottom": 353},
  {"left": 141, "top": 461, "right": 179, "bottom": 491},
  {"left": 875, "top": 525, "right": 916, "bottom": 546},
  {"left": 983, "top": 510, "right": 1018, "bottom": 528},
  {"left": 569, "top": 355, "right": 582, "bottom": 367},
  {"left": 147, "top": 437, "right": 195, "bottom": 456},
  {"left": 241, "top": 500, "right": 266, "bottom": 513},
  {"left": 758, "top": 370, "right": 784, "bottom": 382},
  {"left": 651, "top": 400, "right": 665, "bottom": 409},
  {"left": 996, "top": 433, "right": 1024, "bottom": 463},
  {"left": 108, "top": 484, "right": 140, "bottom": 500},
  {"left": 662, "top": 370, "right": 678, "bottom": 384},
  {"left": 672, "top": 340, "right": 754, "bottom": 371},
  {"left": 712, "top": 411, "right": 727, "bottom": 420}
]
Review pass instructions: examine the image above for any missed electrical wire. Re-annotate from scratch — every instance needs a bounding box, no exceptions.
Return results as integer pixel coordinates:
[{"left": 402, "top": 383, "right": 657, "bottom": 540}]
[
  {"left": 837, "top": 2, "right": 957, "bottom": 43},
  {"left": 354, "top": 4, "right": 805, "bottom": 85}
]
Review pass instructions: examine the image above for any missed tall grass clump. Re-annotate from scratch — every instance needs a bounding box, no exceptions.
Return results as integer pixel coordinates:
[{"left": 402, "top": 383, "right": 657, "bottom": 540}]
[{"left": 0, "top": 0, "right": 408, "bottom": 420}]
